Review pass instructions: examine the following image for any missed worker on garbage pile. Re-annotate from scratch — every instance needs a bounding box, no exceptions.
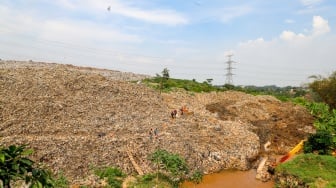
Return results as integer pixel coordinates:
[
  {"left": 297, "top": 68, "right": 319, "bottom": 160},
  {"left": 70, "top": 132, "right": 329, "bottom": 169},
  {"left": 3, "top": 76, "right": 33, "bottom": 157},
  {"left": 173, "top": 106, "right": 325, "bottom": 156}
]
[
  {"left": 149, "top": 128, "right": 153, "bottom": 140},
  {"left": 171, "top": 109, "right": 177, "bottom": 118},
  {"left": 154, "top": 127, "right": 159, "bottom": 139},
  {"left": 180, "top": 106, "right": 187, "bottom": 115}
]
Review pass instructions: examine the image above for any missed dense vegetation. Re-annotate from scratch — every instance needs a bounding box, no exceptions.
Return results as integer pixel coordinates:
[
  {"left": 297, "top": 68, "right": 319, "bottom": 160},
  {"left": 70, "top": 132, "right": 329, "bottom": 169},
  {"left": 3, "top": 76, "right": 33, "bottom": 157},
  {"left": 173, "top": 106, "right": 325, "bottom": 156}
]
[
  {"left": 234, "top": 85, "right": 307, "bottom": 101},
  {"left": 0, "top": 145, "right": 54, "bottom": 188},
  {"left": 275, "top": 71, "right": 336, "bottom": 187},
  {"left": 142, "top": 76, "right": 223, "bottom": 93},
  {"left": 143, "top": 74, "right": 305, "bottom": 101},
  {"left": 309, "top": 71, "right": 336, "bottom": 109},
  {"left": 292, "top": 98, "right": 336, "bottom": 154},
  {"left": 149, "top": 149, "right": 189, "bottom": 187},
  {"left": 142, "top": 68, "right": 308, "bottom": 102}
]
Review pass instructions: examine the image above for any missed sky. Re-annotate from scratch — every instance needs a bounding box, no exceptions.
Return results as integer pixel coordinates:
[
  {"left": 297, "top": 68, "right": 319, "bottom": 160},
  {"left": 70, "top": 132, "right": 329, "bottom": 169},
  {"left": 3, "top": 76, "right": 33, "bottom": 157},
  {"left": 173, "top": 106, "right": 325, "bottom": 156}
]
[{"left": 1, "top": 0, "right": 336, "bottom": 86}]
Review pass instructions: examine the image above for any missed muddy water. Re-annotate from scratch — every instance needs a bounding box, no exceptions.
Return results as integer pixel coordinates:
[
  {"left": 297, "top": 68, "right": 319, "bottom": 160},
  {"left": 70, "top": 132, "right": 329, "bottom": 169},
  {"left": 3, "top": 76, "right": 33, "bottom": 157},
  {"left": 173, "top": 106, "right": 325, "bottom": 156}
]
[{"left": 181, "top": 170, "right": 274, "bottom": 188}]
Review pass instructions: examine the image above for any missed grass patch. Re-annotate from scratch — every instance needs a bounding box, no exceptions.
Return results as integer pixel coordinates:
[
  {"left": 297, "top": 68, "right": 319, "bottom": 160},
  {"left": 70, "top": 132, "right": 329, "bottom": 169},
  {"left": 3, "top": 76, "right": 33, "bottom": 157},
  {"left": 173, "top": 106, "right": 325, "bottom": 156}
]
[
  {"left": 53, "top": 172, "right": 69, "bottom": 188},
  {"left": 94, "top": 166, "right": 126, "bottom": 188},
  {"left": 128, "top": 173, "right": 172, "bottom": 188},
  {"left": 276, "top": 154, "right": 336, "bottom": 188},
  {"left": 189, "top": 170, "right": 203, "bottom": 184}
]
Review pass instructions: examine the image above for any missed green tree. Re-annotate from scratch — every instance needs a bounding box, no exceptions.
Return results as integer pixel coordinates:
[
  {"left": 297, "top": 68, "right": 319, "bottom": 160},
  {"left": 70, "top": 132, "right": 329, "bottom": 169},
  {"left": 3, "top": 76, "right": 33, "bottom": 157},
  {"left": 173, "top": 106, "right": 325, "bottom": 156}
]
[
  {"left": 149, "top": 149, "right": 188, "bottom": 187},
  {"left": 309, "top": 71, "right": 336, "bottom": 109},
  {"left": 0, "top": 145, "right": 54, "bottom": 188},
  {"left": 162, "top": 68, "right": 170, "bottom": 80},
  {"left": 158, "top": 68, "right": 170, "bottom": 93}
]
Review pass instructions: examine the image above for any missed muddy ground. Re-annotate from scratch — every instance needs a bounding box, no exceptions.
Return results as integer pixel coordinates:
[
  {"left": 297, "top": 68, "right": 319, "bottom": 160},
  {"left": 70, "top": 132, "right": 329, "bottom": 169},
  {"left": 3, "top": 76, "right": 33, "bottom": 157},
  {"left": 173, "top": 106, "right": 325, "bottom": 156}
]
[{"left": 0, "top": 61, "right": 315, "bottom": 186}]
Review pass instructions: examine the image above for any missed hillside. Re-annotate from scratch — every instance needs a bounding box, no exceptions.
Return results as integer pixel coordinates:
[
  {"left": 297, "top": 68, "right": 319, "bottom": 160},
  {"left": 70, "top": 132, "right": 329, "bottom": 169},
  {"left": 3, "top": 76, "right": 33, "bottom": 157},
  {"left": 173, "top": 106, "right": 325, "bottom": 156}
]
[{"left": 0, "top": 61, "right": 315, "bottom": 184}]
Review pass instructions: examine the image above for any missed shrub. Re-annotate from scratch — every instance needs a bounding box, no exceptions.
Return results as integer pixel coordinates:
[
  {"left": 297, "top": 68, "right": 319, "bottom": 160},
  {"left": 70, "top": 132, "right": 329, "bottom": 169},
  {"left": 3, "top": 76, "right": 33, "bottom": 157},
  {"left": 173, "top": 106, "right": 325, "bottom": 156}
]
[
  {"left": 304, "top": 130, "right": 334, "bottom": 155},
  {"left": 149, "top": 149, "right": 189, "bottom": 187},
  {"left": 292, "top": 98, "right": 336, "bottom": 151},
  {"left": 94, "top": 166, "right": 125, "bottom": 188},
  {"left": 0, "top": 145, "right": 54, "bottom": 188},
  {"left": 189, "top": 170, "right": 203, "bottom": 184}
]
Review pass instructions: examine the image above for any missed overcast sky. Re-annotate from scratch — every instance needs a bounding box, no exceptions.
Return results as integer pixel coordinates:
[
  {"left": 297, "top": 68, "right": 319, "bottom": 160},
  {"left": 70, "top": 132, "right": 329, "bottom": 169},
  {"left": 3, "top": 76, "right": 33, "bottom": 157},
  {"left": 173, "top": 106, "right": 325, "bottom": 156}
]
[{"left": 1, "top": 0, "right": 335, "bottom": 86}]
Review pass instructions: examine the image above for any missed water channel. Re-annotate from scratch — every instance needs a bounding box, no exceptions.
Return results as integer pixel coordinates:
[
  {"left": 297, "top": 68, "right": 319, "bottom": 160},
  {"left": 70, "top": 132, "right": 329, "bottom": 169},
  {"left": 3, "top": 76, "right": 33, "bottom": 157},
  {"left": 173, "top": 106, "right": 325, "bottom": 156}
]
[{"left": 181, "top": 170, "right": 274, "bottom": 188}]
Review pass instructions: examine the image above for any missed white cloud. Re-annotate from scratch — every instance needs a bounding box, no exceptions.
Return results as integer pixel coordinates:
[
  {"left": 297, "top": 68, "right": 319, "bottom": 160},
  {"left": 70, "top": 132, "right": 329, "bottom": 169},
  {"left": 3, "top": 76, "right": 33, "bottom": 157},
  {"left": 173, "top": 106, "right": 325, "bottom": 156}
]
[
  {"left": 312, "top": 15, "right": 330, "bottom": 36},
  {"left": 280, "top": 31, "right": 306, "bottom": 41},
  {"left": 55, "top": 0, "right": 188, "bottom": 26},
  {"left": 300, "top": 0, "right": 323, "bottom": 7},
  {"left": 0, "top": 3, "right": 142, "bottom": 43},
  {"left": 56, "top": 0, "right": 78, "bottom": 9},
  {"left": 239, "top": 38, "right": 265, "bottom": 47},
  {"left": 233, "top": 15, "right": 334, "bottom": 86},
  {"left": 224, "top": 50, "right": 235, "bottom": 56},
  {"left": 0, "top": 1, "right": 145, "bottom": 68},
  {"left": 279, "top": 15, "right": 329, "bottom": 42},
  {"left": 298, "top": 0, "right": 325, "bottom": 14},
  {"left": 0, "top": 4, "right": 38, "bottom": 35},
  {"left": 285, "top": 19, "right": 295, "bottom": 24},
  {"left": 220, "top": 5, "right": 253, "bottom": 23},
  {"left": 113, "top": 7, "right": 188, "bottom": 26},
  {"left": 40, "top": 20, "right": 142, "bottom": 43},
  {"left": 234, "top": 36, "right": 336, "bottom": 86}
]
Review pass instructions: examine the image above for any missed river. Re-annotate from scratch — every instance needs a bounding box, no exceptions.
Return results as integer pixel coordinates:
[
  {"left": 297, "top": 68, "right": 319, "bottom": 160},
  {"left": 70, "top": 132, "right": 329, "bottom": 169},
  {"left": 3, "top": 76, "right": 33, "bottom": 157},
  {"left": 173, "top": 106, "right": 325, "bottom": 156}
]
[{"left": 181, "top": 170, "right": 274, "bottom": 188}]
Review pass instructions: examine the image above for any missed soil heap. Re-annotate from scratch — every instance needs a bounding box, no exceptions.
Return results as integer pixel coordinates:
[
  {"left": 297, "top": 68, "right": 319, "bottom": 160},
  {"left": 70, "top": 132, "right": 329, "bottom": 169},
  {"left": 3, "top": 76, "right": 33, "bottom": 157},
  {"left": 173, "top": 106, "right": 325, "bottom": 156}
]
[{"left": 0, "top": 61, "right": 314, "bottom": 184}]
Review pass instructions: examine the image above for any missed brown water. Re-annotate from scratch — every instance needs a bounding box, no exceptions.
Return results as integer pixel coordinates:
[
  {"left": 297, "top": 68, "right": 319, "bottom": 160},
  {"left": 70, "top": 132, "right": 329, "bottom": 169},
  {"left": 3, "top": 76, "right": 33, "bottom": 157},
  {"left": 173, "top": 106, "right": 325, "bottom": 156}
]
[{"left": 181, "top": 170, "right": 274, "bottom": 188}]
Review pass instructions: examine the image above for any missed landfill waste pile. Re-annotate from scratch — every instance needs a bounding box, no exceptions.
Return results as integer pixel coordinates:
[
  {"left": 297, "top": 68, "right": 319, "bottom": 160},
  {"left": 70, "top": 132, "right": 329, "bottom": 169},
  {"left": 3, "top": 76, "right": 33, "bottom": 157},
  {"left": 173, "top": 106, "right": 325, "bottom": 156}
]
[{"left": 0, "top": 61, "right": 314, "bottom": 184}]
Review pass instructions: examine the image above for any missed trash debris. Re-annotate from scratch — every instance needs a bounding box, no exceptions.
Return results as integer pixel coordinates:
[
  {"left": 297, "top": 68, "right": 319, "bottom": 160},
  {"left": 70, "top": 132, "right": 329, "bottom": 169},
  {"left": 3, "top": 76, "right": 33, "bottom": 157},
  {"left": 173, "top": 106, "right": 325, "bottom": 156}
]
[{"left": 0, "top": 61, "right": 315, "bottom": 185}]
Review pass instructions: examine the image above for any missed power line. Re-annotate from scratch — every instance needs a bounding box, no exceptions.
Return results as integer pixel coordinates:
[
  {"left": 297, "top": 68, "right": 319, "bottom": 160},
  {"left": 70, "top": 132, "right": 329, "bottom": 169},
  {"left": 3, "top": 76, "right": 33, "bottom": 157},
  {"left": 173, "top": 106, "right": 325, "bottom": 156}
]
[{"left": 0, "top": 34, "right": 331, "bottom": 86}]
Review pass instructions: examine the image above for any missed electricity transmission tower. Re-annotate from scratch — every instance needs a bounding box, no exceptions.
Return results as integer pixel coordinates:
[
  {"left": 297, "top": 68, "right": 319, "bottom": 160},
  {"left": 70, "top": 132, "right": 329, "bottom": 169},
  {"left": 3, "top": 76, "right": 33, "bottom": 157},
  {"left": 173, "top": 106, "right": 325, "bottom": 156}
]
[{"left": 225, "top": 54, "right": 237, "bottom": 85}]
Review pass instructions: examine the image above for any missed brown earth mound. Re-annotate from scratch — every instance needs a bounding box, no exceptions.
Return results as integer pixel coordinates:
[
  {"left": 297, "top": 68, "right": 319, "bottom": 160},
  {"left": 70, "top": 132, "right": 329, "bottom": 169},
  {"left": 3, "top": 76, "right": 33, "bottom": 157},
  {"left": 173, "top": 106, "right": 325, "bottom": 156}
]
[
  {"left": 0, "top": 61, "right": 315, "bottom": 185},
  {"left": 161, "top": 91, "right": 315, "bottom": 154},
  {"left": 205, "top": 93, "right": 315, "bottom": 154}
]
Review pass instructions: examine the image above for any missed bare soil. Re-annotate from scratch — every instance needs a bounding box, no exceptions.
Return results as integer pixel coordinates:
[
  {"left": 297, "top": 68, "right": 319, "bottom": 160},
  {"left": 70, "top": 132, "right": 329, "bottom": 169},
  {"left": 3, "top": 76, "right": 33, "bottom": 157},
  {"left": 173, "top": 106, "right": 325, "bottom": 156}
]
[{"left": 0, "top": 61, "right": 315, "bottom": 186}]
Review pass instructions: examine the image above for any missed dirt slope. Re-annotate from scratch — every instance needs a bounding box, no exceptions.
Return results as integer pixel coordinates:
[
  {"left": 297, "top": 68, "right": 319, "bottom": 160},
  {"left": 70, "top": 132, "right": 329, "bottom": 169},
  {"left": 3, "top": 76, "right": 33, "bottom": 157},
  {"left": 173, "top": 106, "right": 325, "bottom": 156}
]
[
  {"left": 161, "top": 90, "right": 315, "bottom": 153},
  {"left": 204, "top": 92, "right": 315, "bottom": 154},
  {"left": 0, "top": 61, "right": 314, "bottom": 184}
]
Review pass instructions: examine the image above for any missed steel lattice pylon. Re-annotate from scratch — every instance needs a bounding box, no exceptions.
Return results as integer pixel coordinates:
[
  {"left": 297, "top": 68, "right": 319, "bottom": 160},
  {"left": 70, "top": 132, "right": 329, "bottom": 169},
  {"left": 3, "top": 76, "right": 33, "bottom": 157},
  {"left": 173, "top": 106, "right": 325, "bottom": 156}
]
[{"left": 225, "top": 54, "right": 237, "bottom": 85}]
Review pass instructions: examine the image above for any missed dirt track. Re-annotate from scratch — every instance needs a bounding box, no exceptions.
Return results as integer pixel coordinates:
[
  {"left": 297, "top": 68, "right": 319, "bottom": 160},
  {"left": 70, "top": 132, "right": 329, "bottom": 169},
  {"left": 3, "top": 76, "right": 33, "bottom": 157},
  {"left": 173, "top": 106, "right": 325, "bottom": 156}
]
[{"left": 0, "top": 61, "right": 315, "bottom": 185}]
